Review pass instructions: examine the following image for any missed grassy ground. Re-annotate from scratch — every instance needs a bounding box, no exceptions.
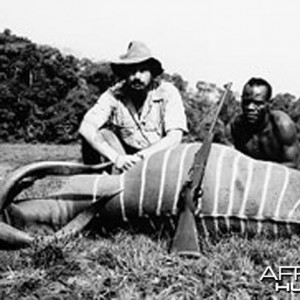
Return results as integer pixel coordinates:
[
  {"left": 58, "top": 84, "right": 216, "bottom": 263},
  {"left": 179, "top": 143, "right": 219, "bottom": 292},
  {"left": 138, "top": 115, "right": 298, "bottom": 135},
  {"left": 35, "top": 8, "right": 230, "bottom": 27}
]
[{"left": 0, "top": 143, "right": 299, "bottom": 299}]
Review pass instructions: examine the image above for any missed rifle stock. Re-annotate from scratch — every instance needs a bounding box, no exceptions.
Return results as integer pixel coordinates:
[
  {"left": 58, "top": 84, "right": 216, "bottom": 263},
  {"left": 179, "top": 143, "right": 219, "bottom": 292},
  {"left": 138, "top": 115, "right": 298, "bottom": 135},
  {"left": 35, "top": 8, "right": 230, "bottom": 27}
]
[{"left": 170, "top": 83, "right": 232, "bottom": 257}]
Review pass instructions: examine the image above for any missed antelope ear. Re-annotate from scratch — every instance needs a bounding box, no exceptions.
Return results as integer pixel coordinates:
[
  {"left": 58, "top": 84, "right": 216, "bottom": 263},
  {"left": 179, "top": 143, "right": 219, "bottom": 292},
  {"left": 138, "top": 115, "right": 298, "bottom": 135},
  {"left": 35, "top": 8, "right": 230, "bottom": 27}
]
[{"left": 0, "top": 222, "right": 33, "bottom": 250}]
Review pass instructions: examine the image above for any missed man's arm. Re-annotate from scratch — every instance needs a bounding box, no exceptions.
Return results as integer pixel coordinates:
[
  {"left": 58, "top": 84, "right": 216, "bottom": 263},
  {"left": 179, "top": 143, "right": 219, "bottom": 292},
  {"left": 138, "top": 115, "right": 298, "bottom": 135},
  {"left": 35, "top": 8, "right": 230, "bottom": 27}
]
[
  {"left": 275, "top": 111, "right": 300, "bottom": 169},
  {"left": 78, "top": 91, "right": 121, "bottom": 163},
  {"left": 282, "top": 143, "right": 300, "bottom": 169},
  {"left": 80, "top": 122, "right": 142, "bottom": 171},
  {"left": 79, "top": 121, "right": 120, "bottom": 164}
]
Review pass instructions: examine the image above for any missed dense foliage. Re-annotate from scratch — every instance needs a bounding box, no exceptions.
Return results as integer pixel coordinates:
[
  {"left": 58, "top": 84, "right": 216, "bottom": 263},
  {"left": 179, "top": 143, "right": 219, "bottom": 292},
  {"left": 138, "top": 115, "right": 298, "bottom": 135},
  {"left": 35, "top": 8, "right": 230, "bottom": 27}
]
[
  {"left": 0, "top": 29, "right": 114, "bottom": 144},
  {"left": 0, "top": 29, "right": 299, "bottom": 144}
]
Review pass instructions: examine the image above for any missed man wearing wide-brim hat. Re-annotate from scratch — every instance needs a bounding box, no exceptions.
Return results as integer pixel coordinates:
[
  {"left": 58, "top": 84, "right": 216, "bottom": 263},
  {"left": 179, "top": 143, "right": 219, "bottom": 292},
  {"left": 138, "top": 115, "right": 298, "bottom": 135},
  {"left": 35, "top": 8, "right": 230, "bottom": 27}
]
[{"left": 79, "top": 41, "right": 188, "bottom": 172}]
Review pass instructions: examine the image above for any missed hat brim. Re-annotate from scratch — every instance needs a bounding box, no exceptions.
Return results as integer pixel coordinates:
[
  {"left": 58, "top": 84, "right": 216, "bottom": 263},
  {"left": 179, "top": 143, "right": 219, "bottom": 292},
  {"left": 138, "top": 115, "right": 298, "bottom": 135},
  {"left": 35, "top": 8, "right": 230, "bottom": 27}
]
[{"left": 111, "top": 57, "right": 163, "bottom": 78}]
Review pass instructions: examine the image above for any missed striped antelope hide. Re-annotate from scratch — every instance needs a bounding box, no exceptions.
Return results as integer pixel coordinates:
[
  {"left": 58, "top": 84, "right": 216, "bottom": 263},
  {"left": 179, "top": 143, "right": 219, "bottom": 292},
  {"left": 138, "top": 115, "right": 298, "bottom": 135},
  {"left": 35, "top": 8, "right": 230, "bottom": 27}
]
[{"left": 1, "top": 142, "right": 300, "bottom": 249}]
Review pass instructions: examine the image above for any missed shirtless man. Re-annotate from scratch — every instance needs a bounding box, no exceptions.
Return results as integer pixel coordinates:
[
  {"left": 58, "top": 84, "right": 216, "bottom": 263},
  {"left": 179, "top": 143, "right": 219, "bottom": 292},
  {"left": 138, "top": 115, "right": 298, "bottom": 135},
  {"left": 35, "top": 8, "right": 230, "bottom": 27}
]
[{"left": 226, "top": 77, "right": 300, "bottom": 169}]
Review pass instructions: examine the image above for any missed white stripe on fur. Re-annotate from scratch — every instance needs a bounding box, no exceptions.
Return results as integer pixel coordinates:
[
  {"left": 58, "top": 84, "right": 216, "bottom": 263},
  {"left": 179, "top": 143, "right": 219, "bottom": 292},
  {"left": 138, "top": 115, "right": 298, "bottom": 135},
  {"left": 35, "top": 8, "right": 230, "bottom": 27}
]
[
  {"left": 156, "top": 147, "right": 173, "bottom": 216},
  {"left": 225, "top": 153, "right": 241, "bottom": 231},
  {"left": 120, "top": 173, "right": 127, "bottom": 222},
  {"left": 138, "top": 155, "right": 150, "bottom": 217}
]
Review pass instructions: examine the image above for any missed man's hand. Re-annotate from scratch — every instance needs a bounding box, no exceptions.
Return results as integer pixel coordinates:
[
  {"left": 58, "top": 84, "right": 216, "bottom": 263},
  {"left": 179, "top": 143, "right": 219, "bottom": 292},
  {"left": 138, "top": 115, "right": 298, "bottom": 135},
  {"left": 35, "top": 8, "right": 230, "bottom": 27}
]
[{"left": 115, "top": 154, "right": 143, "bottom": 171}]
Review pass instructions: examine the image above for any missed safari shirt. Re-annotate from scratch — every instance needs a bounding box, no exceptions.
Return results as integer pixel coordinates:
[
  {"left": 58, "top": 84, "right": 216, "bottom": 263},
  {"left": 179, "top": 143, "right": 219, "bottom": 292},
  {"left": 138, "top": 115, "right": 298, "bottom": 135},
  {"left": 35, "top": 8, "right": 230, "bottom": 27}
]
[{"left": 82, "top": 80, "right": 188, "bottom": 149}]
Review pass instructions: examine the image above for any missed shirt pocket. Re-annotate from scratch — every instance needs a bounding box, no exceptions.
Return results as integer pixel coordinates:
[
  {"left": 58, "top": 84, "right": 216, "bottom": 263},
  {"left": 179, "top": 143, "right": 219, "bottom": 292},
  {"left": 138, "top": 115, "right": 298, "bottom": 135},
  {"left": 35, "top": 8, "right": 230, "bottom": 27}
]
[
  {"left": 142, "top": 102, "right": 163, "bottom": 132},
  {"left": 110, "top": 108, "right": 136, "bottom": 139},
  {"left": 111, "top": 106, "right": 135, "bottom": 128}
]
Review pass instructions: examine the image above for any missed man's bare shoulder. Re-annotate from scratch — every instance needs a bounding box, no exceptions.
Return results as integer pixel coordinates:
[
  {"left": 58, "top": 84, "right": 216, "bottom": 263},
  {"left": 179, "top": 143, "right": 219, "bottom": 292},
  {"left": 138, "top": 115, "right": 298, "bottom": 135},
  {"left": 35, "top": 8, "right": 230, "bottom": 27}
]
[
  {"left": 270, "top": 110, "right": 297, "bottom": 144},
  {"left": 271, "top": 110, "right": 295, "bottom": 129}
]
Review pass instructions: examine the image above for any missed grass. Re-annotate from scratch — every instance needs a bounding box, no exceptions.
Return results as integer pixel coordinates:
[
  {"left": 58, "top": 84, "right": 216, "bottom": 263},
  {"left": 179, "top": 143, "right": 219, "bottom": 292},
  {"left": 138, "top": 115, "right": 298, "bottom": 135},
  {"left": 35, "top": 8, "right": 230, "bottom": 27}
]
[{"left": 0, "top": 143, "right": 299, "bottom": 299}]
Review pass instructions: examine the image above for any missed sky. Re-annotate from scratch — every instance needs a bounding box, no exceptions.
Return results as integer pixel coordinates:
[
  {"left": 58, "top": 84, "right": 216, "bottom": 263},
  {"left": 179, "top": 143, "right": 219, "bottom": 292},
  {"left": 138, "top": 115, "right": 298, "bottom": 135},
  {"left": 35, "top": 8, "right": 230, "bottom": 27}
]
[{"left": 1, "top": 0, "right": 300, "bottom": 96}]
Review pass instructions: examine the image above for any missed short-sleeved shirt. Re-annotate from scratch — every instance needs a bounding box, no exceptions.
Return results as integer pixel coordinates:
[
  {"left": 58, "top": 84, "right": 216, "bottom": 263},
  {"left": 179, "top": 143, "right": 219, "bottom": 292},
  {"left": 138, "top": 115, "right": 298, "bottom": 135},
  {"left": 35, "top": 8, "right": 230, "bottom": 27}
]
[{"left": 82, "top": 80, "right": 188, "bottom": 149}]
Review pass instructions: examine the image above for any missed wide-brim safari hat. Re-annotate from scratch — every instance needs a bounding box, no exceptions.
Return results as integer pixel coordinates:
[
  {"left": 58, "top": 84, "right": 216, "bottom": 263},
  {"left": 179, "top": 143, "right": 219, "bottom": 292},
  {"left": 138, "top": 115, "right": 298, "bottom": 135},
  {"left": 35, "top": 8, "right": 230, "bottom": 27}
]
[{"left": 111, "top": 41, "right": 164, "bottom": 77}]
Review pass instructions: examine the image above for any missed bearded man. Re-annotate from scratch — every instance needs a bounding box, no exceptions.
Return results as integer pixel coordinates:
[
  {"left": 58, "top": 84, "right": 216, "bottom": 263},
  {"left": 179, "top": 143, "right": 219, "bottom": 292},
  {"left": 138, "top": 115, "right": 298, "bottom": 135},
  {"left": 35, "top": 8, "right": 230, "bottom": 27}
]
[{"left": 79, "top": 41, "right": 187, "bottom": 172}]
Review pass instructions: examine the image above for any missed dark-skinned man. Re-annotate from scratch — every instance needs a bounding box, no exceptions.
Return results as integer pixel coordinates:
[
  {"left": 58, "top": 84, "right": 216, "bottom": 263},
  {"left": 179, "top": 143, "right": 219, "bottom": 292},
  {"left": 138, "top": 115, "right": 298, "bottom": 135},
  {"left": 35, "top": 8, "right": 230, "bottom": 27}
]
[
  {"left": 226, "top": 77, "right": 300, "bottom": 169},
  {"left": 79, "top": 41, "right": 187, "bottom": 172}
]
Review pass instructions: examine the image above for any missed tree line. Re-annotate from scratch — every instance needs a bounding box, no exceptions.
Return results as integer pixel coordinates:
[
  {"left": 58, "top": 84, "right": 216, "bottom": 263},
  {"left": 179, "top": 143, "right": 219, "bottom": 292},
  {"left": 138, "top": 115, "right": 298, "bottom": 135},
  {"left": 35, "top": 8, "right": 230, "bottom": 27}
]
[{"left": 0, "top": 29, "right": 299, "bottom": 144}]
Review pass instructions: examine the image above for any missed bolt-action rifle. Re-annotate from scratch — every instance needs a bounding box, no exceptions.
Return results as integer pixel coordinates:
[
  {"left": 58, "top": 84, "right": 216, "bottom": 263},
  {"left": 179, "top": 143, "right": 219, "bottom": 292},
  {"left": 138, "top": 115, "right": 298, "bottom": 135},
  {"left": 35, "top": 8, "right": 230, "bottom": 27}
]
[{"left": 170, "top": 82, "right": 233, "bottom": 257}]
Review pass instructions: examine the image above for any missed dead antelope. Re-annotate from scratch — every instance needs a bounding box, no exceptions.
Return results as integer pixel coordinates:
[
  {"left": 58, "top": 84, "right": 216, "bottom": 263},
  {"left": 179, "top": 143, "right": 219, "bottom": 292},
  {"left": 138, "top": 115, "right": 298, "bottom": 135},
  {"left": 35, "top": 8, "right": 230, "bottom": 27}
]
[{"left": 1, "top": 143, "right": 300, "bottom": 249}]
